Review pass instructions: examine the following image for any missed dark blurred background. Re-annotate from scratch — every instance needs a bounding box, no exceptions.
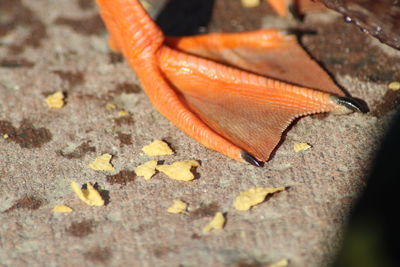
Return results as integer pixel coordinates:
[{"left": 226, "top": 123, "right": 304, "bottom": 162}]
[
  {"left": 333, "top": 110, "right": 400, "bottom": 267},
  {"left": 156, "top": 0, "right": 215, "bottom": 36}
]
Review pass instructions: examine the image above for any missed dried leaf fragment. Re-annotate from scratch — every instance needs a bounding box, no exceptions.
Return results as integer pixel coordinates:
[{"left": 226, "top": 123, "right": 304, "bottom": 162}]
[
  {"left": 241, "top": 0, "right": 260, "bottom": 8},
  {"left": 52, "top": 205, "right": 73, "bottom": 213},
  {"left": 167, "top": 200, "right": 188, "bottom": 213},
  {"left": 142, "top": 140, "right": 173, "bottom": 156},
  {"left": 388, "top": 81, "right": 400, "bottom": 91},
  {"left": 294, "top": 142, "right": 311, "bottom": 152},
  {"left": 202, "top": 212, "right": 225, "bottom": 233},
  {"left": 135, "top": 160, "right": 157, "bottom": 180},
  {"left": 45, "top": 91, "right": 65, "bottom": 108},
  {"left": 267, "top": 259, "right": 289, "bottom": 267},
  {"left": 156, "top": 160, "right": 199, "bottom": 181},
  {"left": 234, "top": 187, "right": 285, "bottom": 211},
  {"left": 87, "top": 154, "right": 115, "bottom": 171},
  {"left": 71, "top": 181, "right": 105, "bottom": 206}
]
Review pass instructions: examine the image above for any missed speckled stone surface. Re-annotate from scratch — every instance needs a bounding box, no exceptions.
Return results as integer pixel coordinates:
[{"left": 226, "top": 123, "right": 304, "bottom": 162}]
[{"left": 1, "top": 0, "right": 399, "bottom": 266}]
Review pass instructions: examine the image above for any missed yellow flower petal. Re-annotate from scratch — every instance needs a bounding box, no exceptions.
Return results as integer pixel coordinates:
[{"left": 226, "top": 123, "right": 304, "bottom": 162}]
[
  {"left": 142, "top": 140, "right": 173, "bottom": 156},
  {"left": 167, "top": 200, "right": 188, "bottom": 214},
  {"left": 267, "top": 259, "right": 289, "bottom": 267},
  {"left": 241, "top": 0, "right": 260, "bottom": 8},
  {"left": 388, "top": 81, "right": 400, "bottom": 91},
  {"left": 105, "top": 103, "right": 116, "bottom": 110},
  {"left": 202, "top": 212, "right": 225, "bottom": 233},
  {"left": 234, "top": 187, "right": 285, "bottom": 211},
  {"left": 293, "top": 142, "right": 311, "bottom": 152},
  {"left": 52, "top": 205, "right": 73, "bottom": 213},
  {"left": 135, "top": 160, "right": 158, "bottom": 180},
  {"left": 45, "top": 91, "right": 65, "bottom": 108},
  {"left": 87, "top": 154, "right": 115, "bottom": 171},
  {"left": 118, "top": 110, "right": 129, "bottom": 117},
  {"left": 71, "top": 181, "right": 105, "bottom": 206},
  {"left": 156, "top": 160, "right": 199, "bottom": 181}
]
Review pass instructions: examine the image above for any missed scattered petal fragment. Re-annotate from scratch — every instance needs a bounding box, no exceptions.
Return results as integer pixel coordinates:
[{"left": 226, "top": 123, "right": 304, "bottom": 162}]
[
  {"left": 106, "top": 103, "right": 116, "bottom": 110},
  {"left": 45, "top": 91, "right": 65, "bottom": 108},
  {"left": 118, "top": 110, "right": 129, "bottom": 116},
  {"left": 202, "top": 212, "right": 225, "bottom": 233},
  {"left": 167, "top": 200, "right": 188, "bottom": 214},
  {"left": 52, "top": 205, "right": 73, "bottom": 213},
  {"left": 267, "top": 259, "right": 289, "bottom": 267},
  {"left": 135, "top": 160, "right": 157, "bottom": 180},
  {"left": 142, "top": 140, "right": 174, "bottom": 156},
  {"left": 87, "top": 154, "right": 115, "bottom": 171},
  {"left": 3, "top": 134, "right": 8, "bottom": 139},
  {"left": 71, "top": 181, "right": 105, "bottom": 206},
  {"left": 156, "top": 160, "right": 199, "bottom": 181},
  {"left": 234, "top": 187, "right": 285, "bottom": 211},
  {"left": 294, "top": 142, "right": 311, "bottom": 152},
  {"left": 388, "top": 82, "right": 400, "bottom": 91},
  {"left": 241, "top": 0, "right": 260, "bottom": 8}
]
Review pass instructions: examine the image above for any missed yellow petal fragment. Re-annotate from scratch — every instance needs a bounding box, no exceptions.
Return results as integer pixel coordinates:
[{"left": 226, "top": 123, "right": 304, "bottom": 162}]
[
  {"left": 156, "top": 160, "right": 199, "bottom": 181},
  {"left": 388, "top": 82, "right": 400, "bottom": 91},
  {"left": 234, "top": 187, "right": 285, "bottom": 211},
  {"left": 3, "top": 134, "right": 9, "bottom": 139},
  {"left": 241, "top": 0, "right": 260, "bottom": 8},
  {"left": 267, "top": 259, "right": 289, "bottom": 267},
  {"left": 105, "top": 103, "right": 116, "bottom": 110},
  {"left": 142, "top": 140, "right": 174, "bottom": 156},
  {"left": 118, "top": 110, "right": 129, "bottom": 116},
  {"left": 71, "top": 181, "right": 105, "bottom": 206},
  {"left": 52, "top": 205, "right": 73, "bottom": 213},
  {"left": 202, "top": 212, "right": 225, "bottom": 233},
  {"left": 135, "top": 160, "right": 157, "bottom": 180},
  {"left": 87, "top": 154, "right": 115, "bottom": 171},
  {"left": 167, "top": 200, "right": 188, "bottom": 214},
  {"left": 45, "top": 91, "right": 65, "bottom": 108},
  {"left": 293, "top": 142, "right": 311, "bottom": 152}
]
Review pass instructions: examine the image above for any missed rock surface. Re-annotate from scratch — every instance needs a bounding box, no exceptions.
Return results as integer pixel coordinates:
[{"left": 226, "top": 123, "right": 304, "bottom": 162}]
[{"left": 321, "top": 0, "right": 400, "bottom": 50}]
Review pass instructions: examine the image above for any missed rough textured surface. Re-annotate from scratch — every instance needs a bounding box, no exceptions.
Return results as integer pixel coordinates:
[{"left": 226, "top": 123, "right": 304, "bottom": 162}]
[
  {"left": 0, "top": 0, "right": 399, "bottom": 266},
  {"left": 320, "top": 0, "right": 400, "bottom": 50}
]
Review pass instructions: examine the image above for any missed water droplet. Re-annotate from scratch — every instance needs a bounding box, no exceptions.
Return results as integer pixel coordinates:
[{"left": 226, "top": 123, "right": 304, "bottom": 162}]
[
  {"left": 344, "top": 16, "right": 352, "bottom": 23},
  {"left": 374, "top": 26, "right": 382, "bottom": 34}
]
